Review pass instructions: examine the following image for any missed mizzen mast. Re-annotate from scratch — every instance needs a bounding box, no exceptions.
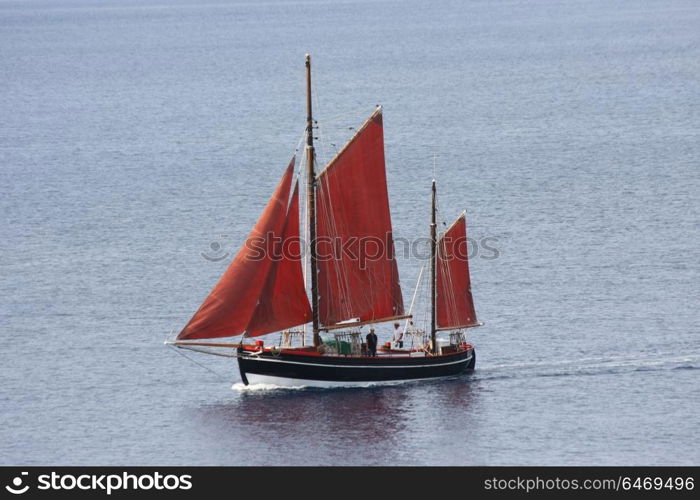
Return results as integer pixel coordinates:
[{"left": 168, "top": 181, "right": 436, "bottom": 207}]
[
  {"left": 305, "top": 54, "right": 321, "bottom": 347},
  {"left": 430, "top": 179, "right": 437, "bottom": 354}
]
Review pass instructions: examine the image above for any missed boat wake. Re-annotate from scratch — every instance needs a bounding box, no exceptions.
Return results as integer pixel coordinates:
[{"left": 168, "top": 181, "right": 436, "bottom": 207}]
[
  {"left": 231, "top": 382, "right": 308, "bottom": 392},
  {"left": 231, "top": 377, "right": 445, "bottom": 392},
  {"left": 474, "top": 351, "right": 700, "bottom": 382}
]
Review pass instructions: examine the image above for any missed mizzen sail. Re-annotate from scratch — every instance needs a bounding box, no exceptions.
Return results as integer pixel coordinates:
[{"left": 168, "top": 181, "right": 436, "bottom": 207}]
[
  {"left": 177, "top": 159, "right": 303, "bottom": 340},
  {"left": 436, "top": 213, "right": 478, "bottom": 330},
  {"left": 315, "top": 108, "right": 405, "bottom": 327}
]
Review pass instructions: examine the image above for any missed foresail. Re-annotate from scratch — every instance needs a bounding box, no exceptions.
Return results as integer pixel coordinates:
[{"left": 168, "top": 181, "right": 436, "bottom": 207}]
[
  {"left": 246, "top": 182, "right": 312, "bottom": 336},
  {"left": 315, "top": 108, "right": 405, "bottom": 327},
  {"left": 436, "top": 213, "right": 478, "bottom": 329},
  {"left": 177, "top": 159, "right": 295, "bottom": 340}
]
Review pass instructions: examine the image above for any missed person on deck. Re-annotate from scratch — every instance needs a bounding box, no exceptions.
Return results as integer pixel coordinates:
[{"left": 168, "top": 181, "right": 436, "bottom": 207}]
[
  {"left": 393, "top": 322, "right": 404, "bottom": 349},
  {"left": 366, "top": 328, "right": 378, "bottom": 357}
]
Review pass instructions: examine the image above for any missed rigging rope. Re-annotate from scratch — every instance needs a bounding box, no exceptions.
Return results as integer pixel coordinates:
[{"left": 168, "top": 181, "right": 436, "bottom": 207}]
[{"left": 168, "top": 345, "right": 231, "bottom": 381}]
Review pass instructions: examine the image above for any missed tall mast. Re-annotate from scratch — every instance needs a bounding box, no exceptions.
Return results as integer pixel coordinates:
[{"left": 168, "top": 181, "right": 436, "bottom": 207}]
[
  {"left": 430, "top": 179, "right": 437, "bottom": 354},
  {"left": 305, "top": 54, "right": 321, "bottom": 347}
]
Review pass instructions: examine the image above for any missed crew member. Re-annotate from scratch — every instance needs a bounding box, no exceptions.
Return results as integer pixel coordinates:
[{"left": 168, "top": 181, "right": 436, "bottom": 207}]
[
  {"left": 393, "top": 322, "right": 404, "bottom": 349},
  {"left": 366, "top": 328, "right": 378, "bottom": 357}
]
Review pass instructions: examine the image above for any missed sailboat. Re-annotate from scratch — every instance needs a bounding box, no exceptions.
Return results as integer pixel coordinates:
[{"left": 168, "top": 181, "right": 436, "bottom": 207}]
[{"left": 167, "top": 55, "right": 483, "bottom": 387}]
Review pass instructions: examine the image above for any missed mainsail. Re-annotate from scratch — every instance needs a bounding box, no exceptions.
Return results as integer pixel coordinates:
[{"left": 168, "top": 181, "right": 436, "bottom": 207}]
[
  {"left": 177, "top": 159, "right": 311, "bottom": 340},
  {"left": 436, "top": 213, "right": 478, "bottom": 330},
  {"left": 315, "top": 108, "right": 405, "bottom": 327}
]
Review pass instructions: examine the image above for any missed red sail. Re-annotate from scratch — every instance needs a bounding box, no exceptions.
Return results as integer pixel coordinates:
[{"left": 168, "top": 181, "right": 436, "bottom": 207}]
[
  {"left": 315, "top": 108, "right": 405, "bottom": 326},
  {"left": 436, "top": 213, "right": 478, "bottom": 329},
  {"left": 246, "top": 183, "right": 312, "bottom": 336},
  {"left": 177, "top": 159, "right": 295, "bottom": 340}
]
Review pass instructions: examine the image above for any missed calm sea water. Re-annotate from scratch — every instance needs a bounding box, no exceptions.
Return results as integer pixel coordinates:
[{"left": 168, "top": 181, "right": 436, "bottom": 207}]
[{"left": 1, "top": 0, "right": 698, "bottom": 465}]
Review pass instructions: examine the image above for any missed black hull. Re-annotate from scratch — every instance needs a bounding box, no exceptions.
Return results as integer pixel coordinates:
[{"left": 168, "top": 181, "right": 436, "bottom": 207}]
[{"left": 237, "top": 347, "right": 475, "bottom": 386}]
